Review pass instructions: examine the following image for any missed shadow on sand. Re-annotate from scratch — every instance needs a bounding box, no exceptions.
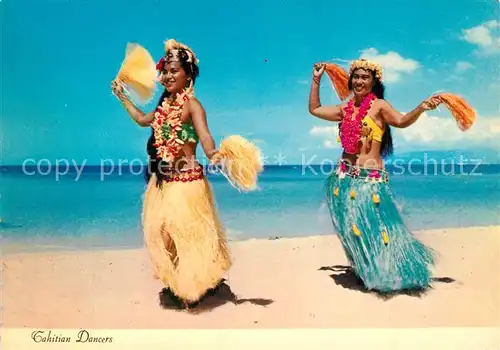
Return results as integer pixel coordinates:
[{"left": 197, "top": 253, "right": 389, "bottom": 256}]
[
  {"left": 319, "top": 265, "right": 456, "bottom": 300},
  {"left": 158, "top": 279, "right": 274, "bottom": 314}
]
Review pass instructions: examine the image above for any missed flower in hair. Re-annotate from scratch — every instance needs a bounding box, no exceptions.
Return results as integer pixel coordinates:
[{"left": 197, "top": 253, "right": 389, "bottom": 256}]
[{"left": 156, "top": 57, "right": 165, "bottom": 71}]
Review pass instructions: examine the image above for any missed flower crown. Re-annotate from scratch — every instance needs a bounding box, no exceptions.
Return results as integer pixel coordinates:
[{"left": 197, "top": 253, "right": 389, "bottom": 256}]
[
  {"left": 349, "top": 59, "right": 383, "bottom": 81},
  {"left": 156, "top": 39, "right": 199, "bottom": 71}
]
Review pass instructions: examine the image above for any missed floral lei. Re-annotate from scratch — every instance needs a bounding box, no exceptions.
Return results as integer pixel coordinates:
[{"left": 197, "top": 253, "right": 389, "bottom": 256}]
[
  {"left": 338, "top": 92, "right": 377, "bottom": 154},
  {"left": 151, "top": 87, "right": 194, "bottom": 164}
]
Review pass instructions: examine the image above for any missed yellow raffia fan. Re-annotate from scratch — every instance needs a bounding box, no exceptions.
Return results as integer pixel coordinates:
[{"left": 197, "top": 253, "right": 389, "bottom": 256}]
[
  {"left": 113, "top": 43, "right": 157, "bottom": 105},
  {"left": 211, "top": 135, "right": 264, "bottom": 192}
]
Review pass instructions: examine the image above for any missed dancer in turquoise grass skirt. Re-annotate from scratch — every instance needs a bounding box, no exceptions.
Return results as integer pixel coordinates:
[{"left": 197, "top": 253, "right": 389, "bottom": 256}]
[
  {"left": 308, "top": 58, "right": 475, "bottom": 292},
  {"left": 325, "top": 161, "right": 435, "bottom": 291}
]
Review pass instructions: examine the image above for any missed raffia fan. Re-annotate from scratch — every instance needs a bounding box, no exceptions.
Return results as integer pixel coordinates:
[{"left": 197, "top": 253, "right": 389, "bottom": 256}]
[
  {"left": 323, "top": 63, "right": 351, "bottom": 101},
  {"left": 436, "top": 93, "right": 477, "bottom": 131},
  {"left": 114, "top": 43, "right": 157, "bottom": 104},
  {"left": 212, "top": 135, "right": 264, "bottom": 192}
]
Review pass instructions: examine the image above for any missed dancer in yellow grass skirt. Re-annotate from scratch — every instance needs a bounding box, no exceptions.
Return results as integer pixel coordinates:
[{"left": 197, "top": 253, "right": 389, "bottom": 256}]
[{"left": 112, "top": 39, "right": 262, "bottom": 309}]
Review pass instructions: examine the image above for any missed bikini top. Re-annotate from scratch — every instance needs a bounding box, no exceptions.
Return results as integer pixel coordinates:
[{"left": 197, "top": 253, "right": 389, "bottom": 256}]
[
  {"left": 177, "top": 121, "right": 199, "bottom": 144},
  {"left": 361, "top": 116, "right": 384, "bottom": 142}
]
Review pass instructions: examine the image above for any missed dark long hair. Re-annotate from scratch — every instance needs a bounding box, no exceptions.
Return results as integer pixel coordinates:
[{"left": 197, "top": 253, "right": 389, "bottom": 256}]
[
  {"left": 347, "top": 71, "right": 393, "bottom": 158},
  {"left": 144, "top": 53, "right": 200, "bottom": 184}
]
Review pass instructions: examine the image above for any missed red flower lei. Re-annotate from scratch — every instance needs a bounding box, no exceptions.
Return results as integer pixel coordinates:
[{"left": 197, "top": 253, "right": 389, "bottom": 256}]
[
  {"left": 339, "top": 92, "right": 377, "bottom": 154},
  {"left": 151, "top": 87, "right": 194, "bottom": 163}
]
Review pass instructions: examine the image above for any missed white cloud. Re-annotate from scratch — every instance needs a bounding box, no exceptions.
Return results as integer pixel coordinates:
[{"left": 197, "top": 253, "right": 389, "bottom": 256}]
[
  {"left": 455, "top": 61, "right": 474, "bottom": 73},
  {"left": 309, "top": 126, "right": 341, "bottom": 149},
  {"left": 323, "top": 140, "right": 339, "bottom": 149},
  {"left": 462, "top": 20, "right": 500, "bottom": 56},
  {"left": 309, "top": 125, "right": 337, "bottom": 137},
  {"left": 309, "top": 114, "right": 500, "bottom": 152},
  {"left": 393, "top": 113, "right": 500, "bottom": 151},
  {"left": 359, "top": 48, "right": 421, "bottom": 83}
]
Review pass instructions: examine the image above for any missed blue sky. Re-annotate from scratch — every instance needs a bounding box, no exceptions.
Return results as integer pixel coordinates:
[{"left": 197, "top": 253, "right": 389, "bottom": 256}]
[{"left": 2, "top": 0, "right": 499, "bottom": 165}]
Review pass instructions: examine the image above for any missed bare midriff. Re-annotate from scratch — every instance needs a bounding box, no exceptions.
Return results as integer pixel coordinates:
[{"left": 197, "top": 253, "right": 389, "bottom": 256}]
[
  {"left": 159, "top": 143, "right": 201, "bottom": 173},
  {"left": 342, "top": 141, "right": 384, "bottom": 169}
]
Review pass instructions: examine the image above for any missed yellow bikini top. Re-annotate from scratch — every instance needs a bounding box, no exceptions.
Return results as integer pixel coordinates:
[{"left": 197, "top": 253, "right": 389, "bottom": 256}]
[{"left": 361, "top": 116, "right": 384, "bottom": 142}]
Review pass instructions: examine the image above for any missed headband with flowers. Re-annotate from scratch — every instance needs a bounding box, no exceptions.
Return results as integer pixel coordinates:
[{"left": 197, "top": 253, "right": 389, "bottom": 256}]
[
  {"left": 156, "top": 39, "right": 199, "bottom": 72},
  {"left": 349, "top": 59, "right": 383, "bottom": 81}
]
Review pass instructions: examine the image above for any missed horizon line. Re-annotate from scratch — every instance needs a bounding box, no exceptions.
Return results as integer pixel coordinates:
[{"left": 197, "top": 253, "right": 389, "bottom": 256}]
[{"left": 1, "top": 163, "right": 499, "bottom": 167}]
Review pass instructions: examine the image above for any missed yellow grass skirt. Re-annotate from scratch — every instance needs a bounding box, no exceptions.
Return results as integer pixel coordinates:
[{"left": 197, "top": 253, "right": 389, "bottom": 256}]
[{"left": 142, "top": 172, "right": 231, "bottom": 303}]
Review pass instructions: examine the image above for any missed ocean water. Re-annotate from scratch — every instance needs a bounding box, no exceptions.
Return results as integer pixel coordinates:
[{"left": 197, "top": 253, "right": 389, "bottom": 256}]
[{"left": 1, "top": 164, "right": 499, "bottom": 253}]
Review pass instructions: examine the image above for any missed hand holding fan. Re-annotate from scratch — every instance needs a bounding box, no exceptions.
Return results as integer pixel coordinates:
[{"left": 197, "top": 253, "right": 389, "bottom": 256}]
[
  {"left": 211, "top": 135, "right": 264, "bottom": 192},
  {"left": 323, "top": 63, "right": 351, "bottom": 101},
  {"left": 434, "top": 93, "right": 477, "bottom": 131},
  {"left": 112, "top": 43, "right": 157, "bottom": 105}
]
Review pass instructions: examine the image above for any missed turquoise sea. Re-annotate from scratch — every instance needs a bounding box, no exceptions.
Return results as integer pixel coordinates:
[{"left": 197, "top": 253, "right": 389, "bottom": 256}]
[{"left": 1, "top": 164, "right": 499, "bottom": 254}]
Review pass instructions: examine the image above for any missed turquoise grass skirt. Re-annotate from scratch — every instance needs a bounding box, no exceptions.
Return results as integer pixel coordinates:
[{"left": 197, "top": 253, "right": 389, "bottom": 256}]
[{"left": 325, "top": 161, "right": 435, "bottom": 292}]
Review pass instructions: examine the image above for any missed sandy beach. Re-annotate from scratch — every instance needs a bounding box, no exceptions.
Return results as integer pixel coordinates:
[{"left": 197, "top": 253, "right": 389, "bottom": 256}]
[{"left": 2, "top": 226, "right": 499, "bottom": 330}]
